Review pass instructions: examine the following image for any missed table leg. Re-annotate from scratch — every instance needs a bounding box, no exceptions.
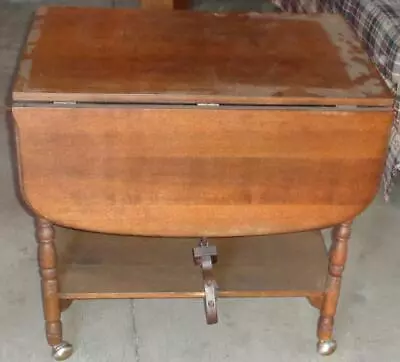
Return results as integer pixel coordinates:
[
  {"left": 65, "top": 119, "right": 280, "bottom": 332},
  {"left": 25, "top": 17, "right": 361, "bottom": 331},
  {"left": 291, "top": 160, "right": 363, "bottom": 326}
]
[
  {"left": 140, "top": 0, "right": 189, "bottom": 9},
  {"left": 37, "top": 218, "right": 73, "bottom": 361},
  {"left": 317, "top": 221, "right": 351, "bottom": 356}
]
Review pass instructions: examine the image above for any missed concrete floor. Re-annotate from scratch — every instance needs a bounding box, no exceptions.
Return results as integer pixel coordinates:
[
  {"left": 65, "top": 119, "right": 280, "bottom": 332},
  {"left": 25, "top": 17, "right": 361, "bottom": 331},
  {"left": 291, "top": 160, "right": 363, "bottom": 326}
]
[{"left": 1, "top": 2, "right": 400, "bottom": 361}]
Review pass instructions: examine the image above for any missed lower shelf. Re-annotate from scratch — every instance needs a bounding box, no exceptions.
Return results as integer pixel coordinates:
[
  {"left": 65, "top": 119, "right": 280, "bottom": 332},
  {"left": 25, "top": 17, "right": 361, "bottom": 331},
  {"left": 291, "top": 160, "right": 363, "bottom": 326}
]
[{"left": 55, "top": 227, "right": 328, "bottom": 299}]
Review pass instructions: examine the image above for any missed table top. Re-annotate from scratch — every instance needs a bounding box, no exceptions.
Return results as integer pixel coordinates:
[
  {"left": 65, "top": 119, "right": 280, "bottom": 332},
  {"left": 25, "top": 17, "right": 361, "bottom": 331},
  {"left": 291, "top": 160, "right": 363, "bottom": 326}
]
[{"left": 13, "top": 6, "right": 392, "bottom": 106}]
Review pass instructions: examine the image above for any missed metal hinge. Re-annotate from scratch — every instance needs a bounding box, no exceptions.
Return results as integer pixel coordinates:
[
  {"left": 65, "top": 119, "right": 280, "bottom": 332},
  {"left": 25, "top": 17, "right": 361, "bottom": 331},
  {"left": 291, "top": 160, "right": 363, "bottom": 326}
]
[
  {"left": 335, "top": 105, "right": 358, "bottom": 110},
  {"left": 52, "top": 101, "right": 77, "bottom": 105},
  {"left": 196, "top": 103, "right": 220, "bottom": 107}
]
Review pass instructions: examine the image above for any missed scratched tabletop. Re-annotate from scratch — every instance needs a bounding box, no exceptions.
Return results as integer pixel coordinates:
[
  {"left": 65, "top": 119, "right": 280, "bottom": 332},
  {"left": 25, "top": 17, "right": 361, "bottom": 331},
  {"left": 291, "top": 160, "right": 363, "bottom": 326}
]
[{"left": 13, "top": 6, "right": 391, "bottom": 106}]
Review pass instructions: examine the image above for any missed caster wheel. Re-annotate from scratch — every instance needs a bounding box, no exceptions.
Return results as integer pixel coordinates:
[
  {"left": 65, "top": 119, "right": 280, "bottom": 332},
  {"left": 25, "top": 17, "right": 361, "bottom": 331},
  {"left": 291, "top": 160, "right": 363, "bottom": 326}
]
[
  {"left": 317, "top": 339, "right": 337, "bottom": 356},
  {"left": 52, "top": 341, "right": 73, "bottom": 361}
]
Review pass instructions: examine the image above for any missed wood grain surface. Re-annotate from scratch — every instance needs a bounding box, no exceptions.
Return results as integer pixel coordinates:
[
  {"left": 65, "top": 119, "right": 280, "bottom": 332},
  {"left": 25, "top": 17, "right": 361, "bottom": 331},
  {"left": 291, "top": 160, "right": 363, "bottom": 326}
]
[
  {"left": 13, "top": 6, "right": 392, "bottom": 106},
  {"left": 13, "top": 106, "right": 391, "bottom": 236},
  {"left": 55, "top": 226, "right": 327, "bottom": 299}
]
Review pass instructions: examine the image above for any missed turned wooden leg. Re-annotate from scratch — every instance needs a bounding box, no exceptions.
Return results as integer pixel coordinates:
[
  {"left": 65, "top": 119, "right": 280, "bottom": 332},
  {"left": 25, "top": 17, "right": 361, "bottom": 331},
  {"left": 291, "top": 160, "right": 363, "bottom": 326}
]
[
  {"left": 37, "top": 218, "right": 73, "bottom": 361},
  {"left": 317, "top": 221, "right": 351, "bottom": 356}
]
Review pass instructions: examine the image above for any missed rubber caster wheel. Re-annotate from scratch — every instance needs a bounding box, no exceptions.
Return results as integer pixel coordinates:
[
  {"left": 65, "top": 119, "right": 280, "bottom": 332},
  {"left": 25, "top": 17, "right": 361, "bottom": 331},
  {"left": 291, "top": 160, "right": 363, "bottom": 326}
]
[{"left": 52, "top": 341, "right": 73, "bottom": 361}]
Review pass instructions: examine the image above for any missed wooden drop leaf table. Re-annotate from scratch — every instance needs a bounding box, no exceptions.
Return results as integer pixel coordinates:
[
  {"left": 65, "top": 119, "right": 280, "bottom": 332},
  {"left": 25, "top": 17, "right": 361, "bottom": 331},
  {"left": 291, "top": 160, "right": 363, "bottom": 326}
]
[{"left": 10, "top": 6, "right": 393, "bottom": 361}]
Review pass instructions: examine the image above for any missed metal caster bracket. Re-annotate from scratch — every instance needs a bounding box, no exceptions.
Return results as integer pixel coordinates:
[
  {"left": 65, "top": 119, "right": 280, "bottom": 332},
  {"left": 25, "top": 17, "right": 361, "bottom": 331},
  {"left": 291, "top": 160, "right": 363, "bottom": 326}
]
[
  {"left": 317, "top": 339, "right": 337, "bottom": 356},
  {"left": 52, "top": 341, "right": 73, "bottom": 361},
  {"left": 193, "top": 237, "right": 218, "bottom": 324}
]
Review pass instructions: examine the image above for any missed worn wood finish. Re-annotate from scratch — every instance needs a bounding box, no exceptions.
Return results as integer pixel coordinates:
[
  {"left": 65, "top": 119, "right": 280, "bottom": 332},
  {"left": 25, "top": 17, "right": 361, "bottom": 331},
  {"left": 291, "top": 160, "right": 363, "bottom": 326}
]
[
  {"left": 141, "top": 0, "right": 188, "bottom": 9},
  {"left": 10, "top": 7, "right": 394, "bottom": 357},
  {"left": 318, "top": 222, "right": 351, "bottom": 342},
  {"left": 13, "top": 107, "right": 391, "bottom": 236},
  {"left": 54, "top": 226, "right": 327, "bottom": 299},
  {"left": 13, "top": 7, "right": 391, "bottom": 106},
  {"left": 36, "top": 218, "right": 63, "bottom": 346}
]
